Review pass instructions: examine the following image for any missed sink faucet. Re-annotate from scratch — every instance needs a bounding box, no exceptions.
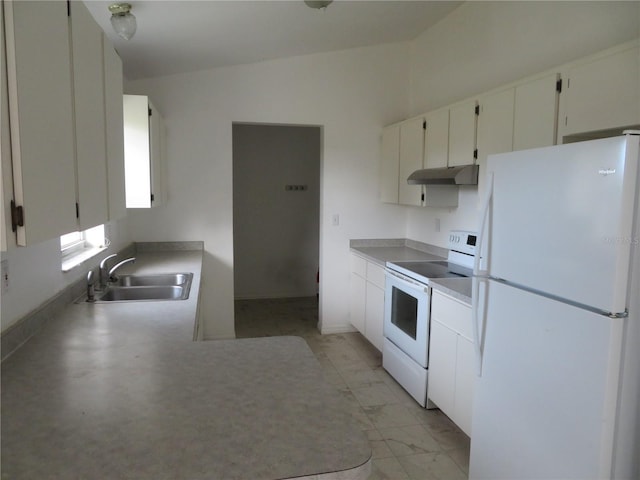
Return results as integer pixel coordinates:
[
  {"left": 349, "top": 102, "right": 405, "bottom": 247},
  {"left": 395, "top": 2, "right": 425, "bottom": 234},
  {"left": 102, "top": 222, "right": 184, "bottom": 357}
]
[
  {"left": 86, "top": 270, "right": 96, "bottom": 303},
  {"left": 108, "top": 257, "right": 136, "bottom": 282},
  {"left": 99, "top": 253, "right": 118, "bottom": 290}
]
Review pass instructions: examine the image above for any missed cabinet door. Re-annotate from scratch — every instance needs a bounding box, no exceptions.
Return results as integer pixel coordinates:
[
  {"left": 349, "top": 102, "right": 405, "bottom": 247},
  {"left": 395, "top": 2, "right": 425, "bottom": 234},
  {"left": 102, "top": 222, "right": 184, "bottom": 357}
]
[
  {"left": 124, "top": 94, "right": 152, "bottom": 208},
  {"left": 477, "top": 89, "right": 514, "bottom": 166},
  {"left": 349, "top": 272, "right": 366, "bottom": 334},
  {"left": 424, "top": 108, "right": 449, "bottom": 169},
  {"left": 71, "top": 1, "right": 108, "bottom": 230},
  {"left": 448, "top": 100, "right": 477, "bottom": 167},
  {"left": 1, "top": 10, "right": 9, "bottom": 251},
  {"left": 454, "top": 336, "right": 475, "bottom": 437},
  {"left": 398, "top": 117, "right": 425, "bottom": 206},
  {"left": 4, "top": 0, "right": 77, "bottom": 245},
  {"left": 562, "top": 45, "right": 640, "bottom": 136},
  {"left": 103, "top": 36, "right": 126, "bottom": 221},
  {"left": 379, "top": 124, "right": 400, "bottom": 204},
  {"left": 148, "top": 100, "right": 165, "bottom": 206},
  {"left": 427, "top": 319, "right": 457, "bottom": 416},
  {"left": 365, "top": 282, "right": 385, "bottom": 351},
  {"left": 513, "top": 73, "right": 559, "bottom": 151}
]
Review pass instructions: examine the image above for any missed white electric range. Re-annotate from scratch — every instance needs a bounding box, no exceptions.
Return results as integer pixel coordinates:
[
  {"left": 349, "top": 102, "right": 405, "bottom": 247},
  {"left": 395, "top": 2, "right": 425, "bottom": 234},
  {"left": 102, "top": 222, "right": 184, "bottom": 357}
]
[{"left": 383, "top": 231, "right": 477, "bottom": 407}]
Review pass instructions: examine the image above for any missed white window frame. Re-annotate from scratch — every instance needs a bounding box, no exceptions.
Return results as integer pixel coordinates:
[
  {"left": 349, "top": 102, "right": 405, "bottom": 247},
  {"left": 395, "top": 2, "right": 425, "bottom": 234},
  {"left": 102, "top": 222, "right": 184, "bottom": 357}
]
[{"left": 60, "top": 224, "right": 108, "bottom": 272}]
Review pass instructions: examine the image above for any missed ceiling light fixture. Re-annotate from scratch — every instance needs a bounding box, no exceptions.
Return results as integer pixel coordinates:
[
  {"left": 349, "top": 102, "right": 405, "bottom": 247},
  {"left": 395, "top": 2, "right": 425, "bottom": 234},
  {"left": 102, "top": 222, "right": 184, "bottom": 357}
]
[
  {"left": 109, "top": 3, "right": 137, "bottom": 40},
  {"left": 304, "top": 0, "right": 333, "bottom": 10}
]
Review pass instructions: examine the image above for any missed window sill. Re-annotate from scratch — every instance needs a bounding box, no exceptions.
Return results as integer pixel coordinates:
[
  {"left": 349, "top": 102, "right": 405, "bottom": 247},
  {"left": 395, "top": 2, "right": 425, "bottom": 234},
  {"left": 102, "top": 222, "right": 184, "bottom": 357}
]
[{"left": 61, "top": 246, "right": 107, "bottom": 273}]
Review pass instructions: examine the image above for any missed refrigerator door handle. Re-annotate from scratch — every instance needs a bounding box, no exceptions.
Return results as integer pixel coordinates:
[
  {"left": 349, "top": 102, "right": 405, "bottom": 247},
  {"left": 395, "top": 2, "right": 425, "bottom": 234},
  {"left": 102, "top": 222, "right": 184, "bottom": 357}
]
[
  {"left": 472, "top": 172, "right": 493, "bottom": 377},
  {"left": 474, "top": 172, "right": 493, "bottom": 278},
  {"left": 472, "top": 275, "right": 486, "bottom": 377}
]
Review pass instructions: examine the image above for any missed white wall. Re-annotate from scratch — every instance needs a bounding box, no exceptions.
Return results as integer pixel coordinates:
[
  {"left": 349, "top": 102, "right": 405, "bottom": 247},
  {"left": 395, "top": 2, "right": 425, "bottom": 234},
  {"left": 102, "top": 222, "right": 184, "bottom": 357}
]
[
  {"left": 233, "top": 124, "right": 320, "bottom": 300},
  {"left": 125, "top": 43, "right": 411, "bottom": 338},
  {"left": 406, "top": 1, "right": 640, "bottom": 248},
  {"left": 0, "top": 217, "right": 131, "bottom": 332}
]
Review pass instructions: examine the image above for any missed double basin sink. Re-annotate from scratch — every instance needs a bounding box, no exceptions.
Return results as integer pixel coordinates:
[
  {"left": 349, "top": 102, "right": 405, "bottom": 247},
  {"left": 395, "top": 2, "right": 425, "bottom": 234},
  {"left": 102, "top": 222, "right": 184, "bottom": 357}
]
[{"left": 94, "top": 273, "right": 193, "bottom": 303}]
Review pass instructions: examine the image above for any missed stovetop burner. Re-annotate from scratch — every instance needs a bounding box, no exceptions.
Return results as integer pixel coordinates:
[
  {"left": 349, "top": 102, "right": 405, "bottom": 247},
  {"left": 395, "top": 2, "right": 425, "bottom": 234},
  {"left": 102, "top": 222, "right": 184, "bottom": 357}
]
[{"left": 386, "top": 260, "right": 472, "bottom": 284}]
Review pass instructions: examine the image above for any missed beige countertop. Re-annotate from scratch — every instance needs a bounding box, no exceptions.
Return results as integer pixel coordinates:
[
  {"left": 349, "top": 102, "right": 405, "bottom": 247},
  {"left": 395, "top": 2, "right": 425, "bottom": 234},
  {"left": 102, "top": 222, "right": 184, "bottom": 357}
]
[
  {"left": 1, "top": 248, "right": 371, "bottom": 479},
  {"left": 350, "top": 239, "right": 472, "bottom": 305}
]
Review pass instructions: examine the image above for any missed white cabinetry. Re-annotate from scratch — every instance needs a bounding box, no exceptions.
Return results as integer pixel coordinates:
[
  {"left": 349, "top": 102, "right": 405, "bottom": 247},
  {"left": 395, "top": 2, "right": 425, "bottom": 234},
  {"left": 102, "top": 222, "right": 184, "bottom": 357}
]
[
  {"left": 424, "top": 108, "right": 449, "bottom": 169},
  {"left": 398, "top": 117, "right": 425, "bottom": 206},
  {"left": 349, "top": 253, "right": 385, "bottom": 351},
  {"left": 1, "top": 9, "right": 9, "bottom": 252},
  {"left": 448, "top": 100, "right": 478, "bottom": 167},
  {"left": 513, "top": 73, "right": 560, "bottom": 150},
  {"left": 428, "top": 290, "right": 474, "bottom": 436},
  {"left": 70, "top": 1, "right": 108, "bottom": 231},
  {"left": 124, "top": 95, "right": 166, "bottom": 208},
  {"left": 103, "top": 35, "right": 126, "bottom": 221},
  {"left": 4, "top": 0, "right": 77, "bottom": 245},
  {"left": 477, "top": 88, "right": 515, "bottom": 166},
  {"left": 3, "top": 0, "right": 125, "bottom": 246},
  {"left": 381, "top": 114, "right": 458, "bottom": 208},
  {"left": 379, "top": 124, "right": 400, "bottom": 204},
  {"left": 560, "top": 43, "right": 640, "bottom": 138}
]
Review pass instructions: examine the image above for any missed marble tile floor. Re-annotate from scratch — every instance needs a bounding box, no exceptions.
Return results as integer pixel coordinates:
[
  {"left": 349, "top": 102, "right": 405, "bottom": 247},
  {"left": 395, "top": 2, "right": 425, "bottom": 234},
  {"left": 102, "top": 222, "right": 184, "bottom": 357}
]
[{"left": 235, "top": 297, "right": 471, "bottom": 480}]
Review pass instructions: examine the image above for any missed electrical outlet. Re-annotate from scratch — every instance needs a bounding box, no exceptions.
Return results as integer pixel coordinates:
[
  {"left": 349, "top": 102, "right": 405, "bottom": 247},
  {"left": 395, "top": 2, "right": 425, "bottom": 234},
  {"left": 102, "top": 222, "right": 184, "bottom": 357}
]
[
  {"left": 1, "top": 259, "right": 9, "bottom": 294},
  {"left": 435, "top": 218, "right": 441, "bottom": 233}
]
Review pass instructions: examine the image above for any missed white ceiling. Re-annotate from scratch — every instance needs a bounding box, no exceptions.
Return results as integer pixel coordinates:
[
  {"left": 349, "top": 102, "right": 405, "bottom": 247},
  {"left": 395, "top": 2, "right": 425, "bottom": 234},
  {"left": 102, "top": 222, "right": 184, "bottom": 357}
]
[{"left": 84, "top": 1, "right": 463, "bottom": 80}]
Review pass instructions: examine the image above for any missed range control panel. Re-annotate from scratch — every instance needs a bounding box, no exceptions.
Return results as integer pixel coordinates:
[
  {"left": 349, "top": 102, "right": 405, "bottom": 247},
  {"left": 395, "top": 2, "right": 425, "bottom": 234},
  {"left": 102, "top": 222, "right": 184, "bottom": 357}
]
[{"left": 448, "top": 230, "right": 477, "bottom": 256}]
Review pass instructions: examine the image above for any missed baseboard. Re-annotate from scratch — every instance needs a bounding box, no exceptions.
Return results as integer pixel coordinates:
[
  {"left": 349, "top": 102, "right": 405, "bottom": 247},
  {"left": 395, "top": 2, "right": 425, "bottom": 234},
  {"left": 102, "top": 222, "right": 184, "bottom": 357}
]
[{"left": 320, "top": 323, "right": 358, "bottom": 335}]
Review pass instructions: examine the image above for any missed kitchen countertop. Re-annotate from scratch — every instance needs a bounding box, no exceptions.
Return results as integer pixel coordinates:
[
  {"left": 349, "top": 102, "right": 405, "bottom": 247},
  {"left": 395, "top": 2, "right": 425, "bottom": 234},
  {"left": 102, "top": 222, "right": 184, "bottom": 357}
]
[
  {"left": 350, "top": 239, "right": 472, "bottom": 305},
  {"left": 1, "top": 249, "right": 371, "bottom": 479},
  {"left": 430, "top": 277, "right": 472, "bottom": 305}
]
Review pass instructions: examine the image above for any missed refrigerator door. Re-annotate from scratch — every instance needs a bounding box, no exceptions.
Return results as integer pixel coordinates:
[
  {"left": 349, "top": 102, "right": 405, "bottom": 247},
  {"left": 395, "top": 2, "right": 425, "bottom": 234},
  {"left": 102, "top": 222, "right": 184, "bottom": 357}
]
[
  {"left": 469, "top": 280, "right": 624, "bottom": 480},
  {"left": 485, "top": 135, "right": 638, "bottom": 314}
]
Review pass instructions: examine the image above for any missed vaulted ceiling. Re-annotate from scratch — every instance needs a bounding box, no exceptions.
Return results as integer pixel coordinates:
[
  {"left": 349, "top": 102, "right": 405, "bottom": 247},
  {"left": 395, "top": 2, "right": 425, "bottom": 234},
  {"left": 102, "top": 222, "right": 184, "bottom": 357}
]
[{"left": 84, "top": 1, "right": 462, "bottom": 80}]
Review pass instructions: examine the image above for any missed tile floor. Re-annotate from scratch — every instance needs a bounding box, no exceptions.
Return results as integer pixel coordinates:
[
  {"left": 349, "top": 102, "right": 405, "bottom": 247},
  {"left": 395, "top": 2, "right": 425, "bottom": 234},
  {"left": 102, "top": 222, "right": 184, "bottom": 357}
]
[{"left": 235, "top": 297, "right": 471, "bottom": 480}]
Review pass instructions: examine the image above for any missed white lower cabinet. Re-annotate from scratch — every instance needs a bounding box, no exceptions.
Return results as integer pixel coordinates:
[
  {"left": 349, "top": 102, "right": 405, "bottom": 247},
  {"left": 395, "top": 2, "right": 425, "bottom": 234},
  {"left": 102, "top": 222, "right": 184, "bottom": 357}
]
[
  {"left": 428, "top": 289, "right": 474, "bottom": 436},
  {"left": 349, "top": 253, "right": 385, "bottom": 351}
]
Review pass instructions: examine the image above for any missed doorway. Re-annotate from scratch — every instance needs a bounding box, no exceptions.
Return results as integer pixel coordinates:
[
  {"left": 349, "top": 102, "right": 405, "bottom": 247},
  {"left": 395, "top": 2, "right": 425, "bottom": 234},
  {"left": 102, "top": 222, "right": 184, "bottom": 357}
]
[{"left": 232, "top": 123, "right": 321, "bottom": 336}]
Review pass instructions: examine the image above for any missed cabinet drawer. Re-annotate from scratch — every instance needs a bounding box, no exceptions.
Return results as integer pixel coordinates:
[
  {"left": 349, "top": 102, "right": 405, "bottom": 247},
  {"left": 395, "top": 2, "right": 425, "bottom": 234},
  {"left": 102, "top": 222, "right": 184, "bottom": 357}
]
[
  {"left": 366, "top": 261, "right": 386, "bottom": 288},
  {"left": 431, "top": 291, "right": 473, "bottom": 340},
  {"left": 350, "top": 253, "right": 366, "bottom": 277}
]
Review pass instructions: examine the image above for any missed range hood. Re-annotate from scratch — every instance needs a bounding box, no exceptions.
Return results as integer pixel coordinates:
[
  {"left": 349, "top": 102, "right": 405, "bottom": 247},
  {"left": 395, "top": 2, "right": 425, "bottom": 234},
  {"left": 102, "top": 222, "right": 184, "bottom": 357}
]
[{"left": 407, "top": 165, "right": 479, "bottom": 186}]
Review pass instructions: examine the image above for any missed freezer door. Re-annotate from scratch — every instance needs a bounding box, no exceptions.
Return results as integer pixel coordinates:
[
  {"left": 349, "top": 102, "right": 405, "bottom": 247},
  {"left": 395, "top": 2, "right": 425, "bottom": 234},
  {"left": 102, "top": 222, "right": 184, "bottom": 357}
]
[
  {"left": 469, "top": 280, "right": 624, "bottom": 480},
  {"left": 486, "top": 135, "right": 638, "bottom": 314}
]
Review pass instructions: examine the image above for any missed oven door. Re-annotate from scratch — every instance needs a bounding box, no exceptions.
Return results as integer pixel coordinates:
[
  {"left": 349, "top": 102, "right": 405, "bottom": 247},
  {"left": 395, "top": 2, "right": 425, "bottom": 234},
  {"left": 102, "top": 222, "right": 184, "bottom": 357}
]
[{"left": 384, "top": 269, "right": 431, "bottom": 368}]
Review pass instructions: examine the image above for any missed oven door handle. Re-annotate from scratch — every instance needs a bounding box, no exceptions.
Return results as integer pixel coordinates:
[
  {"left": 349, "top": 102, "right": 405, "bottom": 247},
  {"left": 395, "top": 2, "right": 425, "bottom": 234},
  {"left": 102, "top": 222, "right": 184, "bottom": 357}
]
[{"left": 385, "top": 269, "right": 429, "bottom": 292}]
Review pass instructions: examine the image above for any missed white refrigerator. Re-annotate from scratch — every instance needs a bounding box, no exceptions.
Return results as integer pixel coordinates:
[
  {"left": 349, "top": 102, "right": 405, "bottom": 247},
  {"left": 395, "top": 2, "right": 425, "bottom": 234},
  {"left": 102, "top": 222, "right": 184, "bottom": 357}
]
[{"left": 470, "top": 133, "right": 640, "bottom": 479}]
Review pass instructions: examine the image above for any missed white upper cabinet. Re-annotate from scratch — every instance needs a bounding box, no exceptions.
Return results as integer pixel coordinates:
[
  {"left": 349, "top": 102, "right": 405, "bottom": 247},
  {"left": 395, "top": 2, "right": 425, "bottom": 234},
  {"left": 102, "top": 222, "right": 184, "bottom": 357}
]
[
  {"left": 398, "top": 117, "right": 425, "bottom": 206},
  {"left": 4, "top": 0, "right": 77, "bottom": 246},
  {"left": 424, "top": 108, "right": 449, "bottom": 169},
  {"left": 1, "top": 9, "right": 9, "bottom": 252},
  {"left": 379, "top": 124, "right": 400, "bottom": 203},
  {"left": 560, "top": 43, "right": 640, "bottom": 138},
  {"left": 3, "top": 0, "right": 125, "bottom": 246},
  {"left": 148, "top": 100, "right": 166, "bottom": 207},
  {"left": 103, "top": 37, "right": 126, "bottom": 221},
  {"left": 70, "top": 1, "right": 108, "bottom": 231},
  {"left": 448, "top": 100, "right": 478, "bottom": 167},
  {"left": 513, "top": 73, "right": 560, "bottom": 151},
  {"left": 477, "top": 88, "right": 515, "bottom": 166},
  {"left": 124, "top": 95, "right": 166, "bottom": 208}
]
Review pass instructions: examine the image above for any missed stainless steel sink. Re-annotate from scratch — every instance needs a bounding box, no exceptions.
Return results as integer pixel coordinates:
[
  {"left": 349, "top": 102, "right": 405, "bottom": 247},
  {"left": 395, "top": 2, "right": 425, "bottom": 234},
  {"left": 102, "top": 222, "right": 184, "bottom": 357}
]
[
  {"left": 112, "top": 273, "right": 192, "bottom": 288},
  {"left": 94, "top": 273, "right": 193, "bottom": 302}
]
